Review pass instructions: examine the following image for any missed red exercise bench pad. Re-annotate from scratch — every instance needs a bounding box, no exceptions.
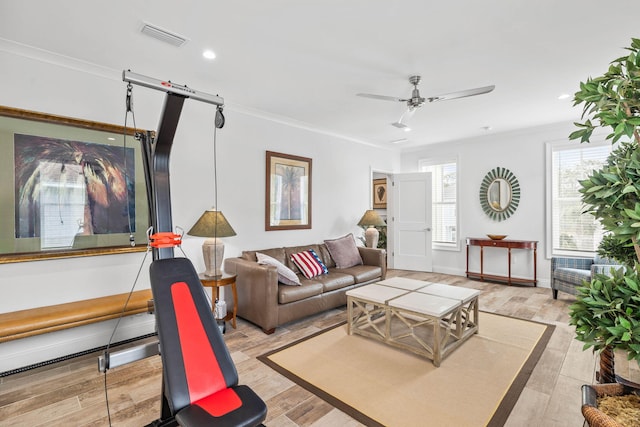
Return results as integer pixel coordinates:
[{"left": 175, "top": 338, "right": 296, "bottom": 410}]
[
  {"left": 171, "top": 282, "right": 239, "bottom": 412},
  {"left": 149, "top": 257, "right": 266, "bottom": 426}
]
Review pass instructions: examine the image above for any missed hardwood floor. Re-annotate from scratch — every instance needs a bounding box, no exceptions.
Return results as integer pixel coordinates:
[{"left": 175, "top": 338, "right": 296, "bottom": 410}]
[{"left": 0, "top": 270, "right": 600, "bottom": 426}]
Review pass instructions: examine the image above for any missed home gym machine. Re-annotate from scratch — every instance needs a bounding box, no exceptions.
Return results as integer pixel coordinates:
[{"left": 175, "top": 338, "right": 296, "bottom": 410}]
[{"left": 99, "top": 71, "right": 266, "bottom": 427}]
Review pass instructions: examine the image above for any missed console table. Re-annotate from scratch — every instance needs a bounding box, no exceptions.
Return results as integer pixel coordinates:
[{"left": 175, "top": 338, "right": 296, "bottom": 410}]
[{"left": 466, "top": 238, "right": 537, "bottom": 286}]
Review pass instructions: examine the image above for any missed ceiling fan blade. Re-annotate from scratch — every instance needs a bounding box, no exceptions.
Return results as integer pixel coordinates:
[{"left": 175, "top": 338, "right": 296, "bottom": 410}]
[
  {"left": 427, "top": 85, "right": 495, "bottom": 102},
  {"left": 357, "top": 93, "right": 405, "bottom": 102}
]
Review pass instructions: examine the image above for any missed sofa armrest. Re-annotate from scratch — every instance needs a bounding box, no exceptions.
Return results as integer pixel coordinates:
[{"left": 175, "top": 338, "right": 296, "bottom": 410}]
[
  {"left": 224, "top": 257, "right": 279, "bottom": 333},
  {"left": 358, "top": 247, "right": 387, "bottom": 279}
]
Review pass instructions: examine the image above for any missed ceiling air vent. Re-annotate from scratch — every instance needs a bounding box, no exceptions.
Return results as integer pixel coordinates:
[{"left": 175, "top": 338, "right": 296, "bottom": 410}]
[{"left": 140, "top": 23, "right": 189, "bottom": 47}]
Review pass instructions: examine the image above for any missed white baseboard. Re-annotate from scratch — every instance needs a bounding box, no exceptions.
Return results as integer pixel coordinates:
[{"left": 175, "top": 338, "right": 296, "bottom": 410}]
[{"left": 0, "top": 313, "right": 156, "bottom": 374}]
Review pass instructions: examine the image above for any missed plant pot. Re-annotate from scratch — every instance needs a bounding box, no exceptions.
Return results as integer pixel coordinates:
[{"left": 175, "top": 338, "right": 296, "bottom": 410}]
[{"left": 582, "top": 383, "right": 640, "bottom": 427}]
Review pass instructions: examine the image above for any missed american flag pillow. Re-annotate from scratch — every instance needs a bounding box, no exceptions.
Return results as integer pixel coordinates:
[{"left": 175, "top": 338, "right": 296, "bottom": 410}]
[{"left": 290, "top": 249, "right": 328, "bottom": 279}]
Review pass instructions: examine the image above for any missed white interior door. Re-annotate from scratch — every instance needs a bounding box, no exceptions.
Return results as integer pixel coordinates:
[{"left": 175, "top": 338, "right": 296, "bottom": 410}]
[{"left": 391, "top": 172, "right": 432, "bottom": 272}]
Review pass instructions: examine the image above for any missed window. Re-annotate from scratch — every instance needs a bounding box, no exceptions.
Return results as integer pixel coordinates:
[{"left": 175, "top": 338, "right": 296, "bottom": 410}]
[
  {"left": 39, "top": 161, "right": 87, "bottom": 249},
  {"left": 547, "top": 141, "right": 611, "bottom": 256},
  {"left": 419, "top": 159, "right": 458, "bottom": 248}
]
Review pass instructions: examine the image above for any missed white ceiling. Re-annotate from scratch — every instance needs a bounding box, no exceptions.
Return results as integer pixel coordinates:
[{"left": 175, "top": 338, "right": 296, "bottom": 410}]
[{"left": 2, "top": 1, "right": 640, "bottom": 150}]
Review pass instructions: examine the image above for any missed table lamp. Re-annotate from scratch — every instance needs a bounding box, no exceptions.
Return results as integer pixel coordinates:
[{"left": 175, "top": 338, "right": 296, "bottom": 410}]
[
  {"left": 187, "top": 208, "right": 236, "bottom": 277},
  {"left": 357, "top": 209, "right": 386, "bottom": 248}
]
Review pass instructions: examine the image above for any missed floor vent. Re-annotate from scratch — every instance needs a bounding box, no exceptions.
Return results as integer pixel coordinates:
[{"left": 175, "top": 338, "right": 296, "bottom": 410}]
[{"left": 140, "top": 23, "right": 189, "bottom": 47}]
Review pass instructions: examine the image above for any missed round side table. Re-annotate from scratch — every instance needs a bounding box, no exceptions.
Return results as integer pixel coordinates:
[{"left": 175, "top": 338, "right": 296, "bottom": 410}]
[{"left": 198, "top": 272, "right": 238, "bottom": 329}]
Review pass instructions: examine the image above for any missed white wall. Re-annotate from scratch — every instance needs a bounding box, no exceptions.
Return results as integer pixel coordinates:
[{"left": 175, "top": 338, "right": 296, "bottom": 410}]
[
  {"left": 0, "top": 47, "right": 399, "bottom": 372},
  {"left": 401, "top": 122, "right": 578, "bottom": 287}
]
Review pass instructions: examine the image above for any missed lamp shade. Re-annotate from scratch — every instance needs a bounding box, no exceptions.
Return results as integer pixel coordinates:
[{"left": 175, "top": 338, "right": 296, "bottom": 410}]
[
  {"left": 188, "top": 209, "right": 236, "bottom": 276},
  {"left": 357, "top": 209, "right": 386, "bottom": 227},
  {"left": 187, "top": 209, "right": 236, "bottom": 238}
]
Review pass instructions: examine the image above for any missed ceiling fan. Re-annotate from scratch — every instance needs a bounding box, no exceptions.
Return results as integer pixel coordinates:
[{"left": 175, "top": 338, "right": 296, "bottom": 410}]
[{"left": 357, "top": 75, "right": 495, "bottom": 130}]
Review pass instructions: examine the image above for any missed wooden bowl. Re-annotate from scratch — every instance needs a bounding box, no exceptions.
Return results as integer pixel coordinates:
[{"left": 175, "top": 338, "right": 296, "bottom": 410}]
[{"left": 487, "top": 234, "right": 507, "bottom": 240}]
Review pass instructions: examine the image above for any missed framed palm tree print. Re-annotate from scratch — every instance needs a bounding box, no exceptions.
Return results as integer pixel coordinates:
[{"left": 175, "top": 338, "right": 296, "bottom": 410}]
[{"left": 265, "top": 151, "right": 312, "bottom": 230}]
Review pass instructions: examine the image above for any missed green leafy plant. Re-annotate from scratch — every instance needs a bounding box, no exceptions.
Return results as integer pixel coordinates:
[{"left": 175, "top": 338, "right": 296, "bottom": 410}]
[
  {"left": 598, "top": 233, "right": 637, "bottom": 267},
  {"left": 569, "top": 38, "right": 640, "bottom": 369},
  {"left": 578, "top": 141, "right": 640, "bottom": 261},
  {"left": 570, "top": 38, "right": 640, "bottom": 145},
  {"left": 569, "top": 267, "right": 640, "bottom": 364}
]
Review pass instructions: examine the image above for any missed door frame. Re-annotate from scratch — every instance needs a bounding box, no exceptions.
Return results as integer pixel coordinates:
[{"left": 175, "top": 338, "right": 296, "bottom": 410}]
[{"left": 370, "top": 167, "right": 393, "bottom": 265}]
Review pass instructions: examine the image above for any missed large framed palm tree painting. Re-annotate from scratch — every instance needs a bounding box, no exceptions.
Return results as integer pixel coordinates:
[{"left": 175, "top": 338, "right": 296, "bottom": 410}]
[
  {"left": 0, "top": 105, "right": 150, "bottom": 263},
  {"left": 265, "top": 151, "right": 312, "bottom": 231}
]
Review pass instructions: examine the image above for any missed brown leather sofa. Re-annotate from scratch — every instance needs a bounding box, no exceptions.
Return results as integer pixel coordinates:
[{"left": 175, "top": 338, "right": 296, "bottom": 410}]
[{"left": 224, "top": 243, "right": 386, "bottom": 334}]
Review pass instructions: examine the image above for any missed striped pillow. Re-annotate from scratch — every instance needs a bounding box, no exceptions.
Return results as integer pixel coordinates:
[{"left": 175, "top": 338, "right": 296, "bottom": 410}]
[{"left": 290, "top": 249, "right": 328, "bottom": 279}]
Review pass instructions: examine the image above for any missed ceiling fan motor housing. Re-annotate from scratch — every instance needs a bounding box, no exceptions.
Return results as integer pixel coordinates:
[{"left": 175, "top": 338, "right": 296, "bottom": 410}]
[
  {"left": 409, "top": 88, "right": 425, "bottom": 108},
  {"left": 408, "top": 75, "right": 425, "bottom": 108}
]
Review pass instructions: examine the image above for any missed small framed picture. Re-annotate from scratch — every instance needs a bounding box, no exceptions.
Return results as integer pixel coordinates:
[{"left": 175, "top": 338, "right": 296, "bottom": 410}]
[
  {"left": 373, "top": 178, "right": 387, "bottom": 209},
  {"left": 265, "top": 151, "right": 312, "bottom": 230}
]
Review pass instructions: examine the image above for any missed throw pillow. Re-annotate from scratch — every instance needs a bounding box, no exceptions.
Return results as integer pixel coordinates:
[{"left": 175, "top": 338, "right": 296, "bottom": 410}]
[
  {"left": 324, "top": 233, "right": 363, "bottom": 268},
  {"left": 291, "top": 249, "right": 328, "bottom": 279},
  {"left": 308, "top": 249, "right": 329, "bottom": 274},
  {"left": 256, "top": 252, "right": 301, "bottom": 286}
]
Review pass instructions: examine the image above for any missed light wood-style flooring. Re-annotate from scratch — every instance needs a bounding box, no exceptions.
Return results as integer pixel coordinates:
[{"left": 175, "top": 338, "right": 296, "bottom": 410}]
[{"left": 0, "top": 270, "right": 614, "bottom": 426}]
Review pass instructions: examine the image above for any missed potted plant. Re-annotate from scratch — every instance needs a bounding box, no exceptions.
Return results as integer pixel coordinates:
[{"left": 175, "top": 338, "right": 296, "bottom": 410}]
[
  {"left": 568, "top": 36, "right": 640, "bottom": 423},
  {"left": 569, "top": 266, "right": 640, "bottom": 369}
]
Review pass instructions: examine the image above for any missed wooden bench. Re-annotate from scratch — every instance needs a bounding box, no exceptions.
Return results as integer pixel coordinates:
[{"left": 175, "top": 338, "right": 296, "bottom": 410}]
[{"left": 0, "top": 289, "right": 153, "bottom": 343}]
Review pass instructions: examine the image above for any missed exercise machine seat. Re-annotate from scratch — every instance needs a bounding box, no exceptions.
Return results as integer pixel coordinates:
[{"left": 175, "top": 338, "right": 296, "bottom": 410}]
[{"left": 149, "top": 257, "right": 267, "bottom": 426}]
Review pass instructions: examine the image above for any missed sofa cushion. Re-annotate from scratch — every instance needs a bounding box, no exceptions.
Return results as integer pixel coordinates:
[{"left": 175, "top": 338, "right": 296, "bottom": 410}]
[
  {"left": 553, "top": 267, "right": 591, "bottom": 285},
  {"left": 336, "top": 265, "right": 382, "bottom": 284},
  {"left": 242, "top": 247, "right": 286, "bottom": 264},
  {"left": 278, "top": 282, "right": 324, "bottom": 304},
  {"left": 291, "top": 250, "right": 328, "bottom": 279},
  {"left": 324, "top": 234, "right": 363, "bottom": 268},
  {"left": 256, "top": 252, "right": 300, "bottom": 286},
  {"left": 309, "top": 271, "right": 355, "bottom": 292}
]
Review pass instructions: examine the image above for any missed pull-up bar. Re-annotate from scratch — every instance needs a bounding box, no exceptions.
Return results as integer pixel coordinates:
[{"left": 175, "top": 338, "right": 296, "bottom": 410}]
[{"left": 123, "top": 70, "right": 224, "bottom": 106}]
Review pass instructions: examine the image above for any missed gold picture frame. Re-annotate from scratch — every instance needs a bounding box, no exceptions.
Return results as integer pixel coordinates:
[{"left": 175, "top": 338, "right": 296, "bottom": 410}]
[
  {"left": 265, "top": 151, "right": 312, "bottom": 231},
  {"left": 373, "top": 178, "right": 387, "bottom": 209},
  {"left": 0, "top": 105, "right": 150, "bottom": 263}
]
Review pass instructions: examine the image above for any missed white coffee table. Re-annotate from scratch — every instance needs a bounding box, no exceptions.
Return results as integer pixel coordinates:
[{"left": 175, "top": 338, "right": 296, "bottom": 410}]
[
  {"left": 346, "top": 284, "right": 408, "bottom": 339},
  {"left": 346, "top": 278, "right": 480, "bottom": 366}
]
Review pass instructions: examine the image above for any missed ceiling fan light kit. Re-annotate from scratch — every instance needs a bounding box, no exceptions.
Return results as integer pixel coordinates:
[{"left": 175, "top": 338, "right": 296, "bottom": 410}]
[
  {"left": 391, "top": 122, "right": 411, "bottom": 131},
  {"left": 357, "top": 75, "right": 495, "bottom": 129}
]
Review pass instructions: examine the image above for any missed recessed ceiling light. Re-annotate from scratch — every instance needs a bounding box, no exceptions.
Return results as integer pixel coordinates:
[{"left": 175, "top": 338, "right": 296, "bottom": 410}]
[
  {"left": 202, "top": 49, "right": 216, "bottom": 60},
  {"left": 481, "top": 126, "right": 492, "bottom": 131},
  {"left": 558, "top": 93, "right": 571, "bottom": 100},
  {"left": 107, "top": 137, "right": 116, "bottom": 141}
]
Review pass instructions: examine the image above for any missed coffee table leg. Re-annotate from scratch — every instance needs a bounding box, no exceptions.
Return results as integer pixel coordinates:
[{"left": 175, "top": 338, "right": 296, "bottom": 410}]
[
  {"left": 473, "top": 297, "right": 480, "bottom": 334},
  {"left": 347, "top": 296, "right": 353, "bottom": 335},
  {"left": 433, "top": 318, "right": 441, "bottom": 367}
]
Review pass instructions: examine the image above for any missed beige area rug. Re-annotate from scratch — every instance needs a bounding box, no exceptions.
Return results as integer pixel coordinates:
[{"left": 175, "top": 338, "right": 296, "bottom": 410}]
[{"left": 259, "top": 312, "right": 554, "bottom": 427}]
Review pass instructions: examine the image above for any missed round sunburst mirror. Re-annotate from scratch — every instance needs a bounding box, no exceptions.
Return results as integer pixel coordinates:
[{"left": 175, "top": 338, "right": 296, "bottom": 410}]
[{"left": 479, "top": 167, "right": 520, "bottom": 221}]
